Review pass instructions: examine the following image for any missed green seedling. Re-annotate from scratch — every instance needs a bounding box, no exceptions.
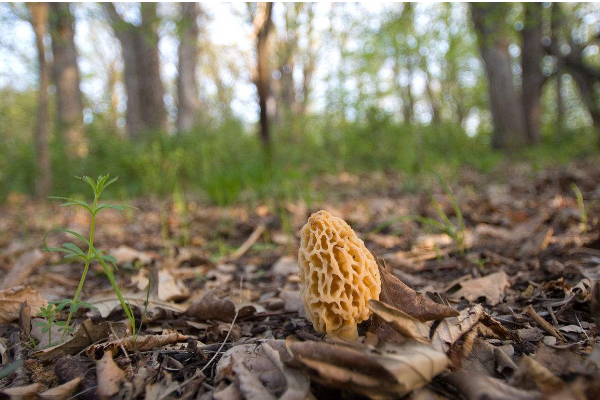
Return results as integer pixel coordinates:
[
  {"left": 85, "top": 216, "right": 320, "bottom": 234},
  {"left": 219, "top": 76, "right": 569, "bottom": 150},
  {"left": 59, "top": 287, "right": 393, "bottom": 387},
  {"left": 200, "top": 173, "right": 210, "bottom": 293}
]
[
  {"left": 396, "top": 175, "right": 467, "bottom": 253},
  {"left": 571, "top": 182, "right": 587, "bottom": 233},
  {"left": 43, "top": 174, "right": 137, "bottom": 341},
  {"left": 34, "top": 303, "right": 73, "bottom": 348},
  {"left": 428, "top": 175, "right": 466, "bottom": 253}
]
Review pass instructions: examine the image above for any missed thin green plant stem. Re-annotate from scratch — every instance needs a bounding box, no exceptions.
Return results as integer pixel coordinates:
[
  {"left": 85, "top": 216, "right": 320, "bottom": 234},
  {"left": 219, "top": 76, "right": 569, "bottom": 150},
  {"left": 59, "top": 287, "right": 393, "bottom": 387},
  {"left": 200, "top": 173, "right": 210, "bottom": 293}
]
[
  {"left": 93, "top": 248, "right": 136, "bottom": 337},
  {"left": 62, "top": 195, "right": 98, "bottom": 339}
]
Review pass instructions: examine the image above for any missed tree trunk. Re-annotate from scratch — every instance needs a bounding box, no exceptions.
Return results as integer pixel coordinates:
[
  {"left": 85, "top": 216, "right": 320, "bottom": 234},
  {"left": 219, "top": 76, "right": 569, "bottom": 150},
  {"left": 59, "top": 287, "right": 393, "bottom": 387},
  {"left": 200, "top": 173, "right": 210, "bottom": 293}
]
[
  {"left": 556, "top": 71, "right": 564, "bottom": 141},
  {"left": 521, "top": 2, "right": 545, "bottom": 145},
  {"left": 177, "top": 2, "right": 200, "bottom": 133},
  {"left": 471, "top": 3, "right": 528, "bottom": 150},
  {"left": 104, "top": 2, "right": 166, "bottom": 139},
  {"left": 29, "top": 2, "right": 52, "bottom": 198},
  {"left": 49, "top": 2, "right": 85, "bottom": 157},
  {"left": 253, "top": 3, "right": 274, "bottom": 155}
]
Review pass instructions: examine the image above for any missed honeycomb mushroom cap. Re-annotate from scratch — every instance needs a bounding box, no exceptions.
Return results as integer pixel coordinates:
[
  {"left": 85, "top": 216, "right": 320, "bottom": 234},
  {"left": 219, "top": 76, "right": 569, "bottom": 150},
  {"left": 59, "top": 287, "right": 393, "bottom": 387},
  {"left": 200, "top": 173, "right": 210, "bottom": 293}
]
[{"left": 298, "top": 210, "right": 381, "bottom": 340}]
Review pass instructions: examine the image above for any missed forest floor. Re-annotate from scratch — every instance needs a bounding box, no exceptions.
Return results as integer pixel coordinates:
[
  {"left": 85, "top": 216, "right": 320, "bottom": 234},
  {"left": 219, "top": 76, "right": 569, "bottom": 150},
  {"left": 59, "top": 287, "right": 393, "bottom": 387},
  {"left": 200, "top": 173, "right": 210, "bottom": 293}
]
[{"left": 1, "top": 160, "right": 600, "bottom": 400}]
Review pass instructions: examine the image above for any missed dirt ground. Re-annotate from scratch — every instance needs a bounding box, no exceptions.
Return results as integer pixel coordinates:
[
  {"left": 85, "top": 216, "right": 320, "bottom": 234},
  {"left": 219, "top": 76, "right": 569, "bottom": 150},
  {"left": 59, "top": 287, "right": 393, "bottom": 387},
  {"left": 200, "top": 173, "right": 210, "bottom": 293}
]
[{"left": 1, "top": 161, "right": 600, "bottom": 399}]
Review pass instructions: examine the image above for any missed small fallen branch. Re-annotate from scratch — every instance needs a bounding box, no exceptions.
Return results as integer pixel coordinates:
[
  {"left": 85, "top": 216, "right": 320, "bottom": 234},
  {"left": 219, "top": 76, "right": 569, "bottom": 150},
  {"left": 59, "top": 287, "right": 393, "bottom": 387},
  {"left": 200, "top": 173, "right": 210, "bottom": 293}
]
[{"left": 220, "top": 223, "right": 266, "bottom": 262}]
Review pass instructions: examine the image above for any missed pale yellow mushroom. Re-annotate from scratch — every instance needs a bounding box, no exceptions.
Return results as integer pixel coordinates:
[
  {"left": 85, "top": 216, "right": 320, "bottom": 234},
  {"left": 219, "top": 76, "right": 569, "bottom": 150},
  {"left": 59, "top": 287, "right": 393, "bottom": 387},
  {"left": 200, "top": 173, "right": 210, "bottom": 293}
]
[{"left": 297, "top": 210, "right": 381, "bottom": 341}]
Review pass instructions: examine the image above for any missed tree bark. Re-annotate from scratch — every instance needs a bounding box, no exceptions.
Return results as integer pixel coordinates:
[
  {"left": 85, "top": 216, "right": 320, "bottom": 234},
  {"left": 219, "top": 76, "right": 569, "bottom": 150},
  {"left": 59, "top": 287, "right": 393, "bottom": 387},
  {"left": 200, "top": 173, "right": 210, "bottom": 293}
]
[
  {"left": 471, "top": 3, "right": 528, "bottom": 150},
  {"left": 104, "top": 2, "right": 166, "bottom": 139},
  {"left": 49, "top": 2, "right": 85, "bottom": 157},
  {"left": 548, "top": 3, "right": 600, "bottom": 147},
  {"left": 29, "top": 2, "right": 52, "bottom": 198},
  {"left": 177, "top": 2, "right": 200, "bottom": 133},
  {"left": 521, "top": 2, "right": 545, "bottom": 145},
  {"left": 252, "top": 2, "right": 274, "bottom": 156}
]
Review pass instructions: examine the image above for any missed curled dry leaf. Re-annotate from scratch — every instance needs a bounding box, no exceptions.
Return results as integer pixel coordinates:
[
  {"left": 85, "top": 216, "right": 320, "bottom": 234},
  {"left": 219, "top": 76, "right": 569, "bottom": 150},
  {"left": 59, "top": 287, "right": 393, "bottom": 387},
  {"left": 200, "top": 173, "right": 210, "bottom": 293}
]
[
  {"left": 145, "top": 372, "right": 179, "bottom": 400},
  {"left": 509, "top": 356, "right": 565, "bottom": 394},
  {"left": 233, "top": 357, "right": 277, "bottom": 400},
  {"left": 96, "top": 351, "right": 126, "bottom": 400},
  {"left": 431, "top": 305, "right": 484, "bottom": 353},
  {"left": 215, "top": 339, "right": 311, "bottom": 400},
  {"left": 447, "top": 271, "right": 510, "bottom": 306},
  {"left": 286, "top": 338, "right": 448, "bottom": 399},
  {"left": 109, "top": 245, "right": 155, "bottom": 266},
  {"left": 39, "top": 377, "right": 82, "bottom": 400},
  {"left": 34, "top": 320, "right": 127, "bottom": 361},
  {"left": 368, "top": 300, "right": 430, "bottom": 344},
  {"left": 131, "top": 270, "right": 189, "bottom": 302},
  {"left": 185, "top": 291, "right": 236, "bottom": 322},
  {"left": 442, "top": 371, "right": 541, "bottom": 400},
  {"left": 0, "top": 286, "right": 47, "bottom": 324},
  {"left": 377, "top": 259, "right": 459, "bottom": 321},
  {"left": 0, "top": 383, "right": 42, "bottom": 398},
  {"left": 87, "top": 331, "right": 189, "bottom": 361}
]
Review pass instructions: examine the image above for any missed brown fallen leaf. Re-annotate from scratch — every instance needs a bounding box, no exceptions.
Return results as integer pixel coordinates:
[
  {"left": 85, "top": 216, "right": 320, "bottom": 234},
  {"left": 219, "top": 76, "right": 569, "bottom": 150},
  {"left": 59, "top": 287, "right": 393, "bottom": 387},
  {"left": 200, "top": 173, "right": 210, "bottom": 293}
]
[
  {"left": 131, "top": 269, "right": 189, "bottom": 302},
  {"left": 462, "top": 338, "right": 517, "bottom": 378},
  {"left": 431, "top": 304, "right": 484, "bottom": 353},
  {"left": 145, "top": 372, "right": 179, "bottom": 400},
  {"left": 233, "top": 357, "right": 277, "bottom": 400},
  {"left": 0, "top": 383, "right": 42, "bottom": 398},
  {"left": 447, "top": 270, "right": 510, "bottom": 306},
  {"left": 216, "top": 340, "right": 311, "bottom": 400},
  {"left": 261, "top": 343, "right": 312, "bottom": 399},
  {"left": 34, "top": 320, "right": 127, "bottom": 361},
  {"left": 39, "top": 377, "right": 82, "bottom": 400},
  {"left": 109, "top": 245, "right": 155, "bottom": 266},
  {"left": 368, "top": 300, "right": 430, "bottom": 344},
  {"left": 286, "top": 338, "right": 448, "bottom": 399},
  {"left": 87, "top": 332, "right": 189, "bottom": 361},
  {"left": 509, "top": 356, "right": 566, "bottom": 394},
  {"left": 0, "top": 249, "right": 46, "bottom": 290},
  {"left": 0, "top": 286, "right": 47, "bottom": 324},
  {"left": 377, "top": 259, "right": 459, "bottom": 321},
  {"left": 185, "top": 291, "right": 236, "bottom": 322},
  {"left": 96, "top": 351, "right": 126, "bottom": 400},
  {"left": 442, "top": 371, "right": 541, "bottom": 400}
]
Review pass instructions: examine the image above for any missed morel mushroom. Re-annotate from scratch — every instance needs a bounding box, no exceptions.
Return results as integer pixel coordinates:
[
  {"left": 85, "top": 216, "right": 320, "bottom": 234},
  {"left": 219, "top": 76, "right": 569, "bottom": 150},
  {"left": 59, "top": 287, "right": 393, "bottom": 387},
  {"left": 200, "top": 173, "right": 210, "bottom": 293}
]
[{"left": 298, "top": 210, "right": 381, "bottom": 341}]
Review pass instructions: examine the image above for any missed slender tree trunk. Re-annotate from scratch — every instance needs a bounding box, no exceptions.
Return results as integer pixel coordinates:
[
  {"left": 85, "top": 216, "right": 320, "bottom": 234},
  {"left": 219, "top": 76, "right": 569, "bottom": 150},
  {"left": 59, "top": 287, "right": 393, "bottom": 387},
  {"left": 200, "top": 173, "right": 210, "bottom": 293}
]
[
  {"left": 548, "top": 3, "right": 600, "bottom": 147},
  {"left": 471, "top": 3, "right": 528, "bottom": 150},
  {"left": 253, "top": 3, "right": 274, "bottom": 155},
  {"left": 521, "top": 2, "right": 545, "bottom": 145},
  {"left": 556, "top": 71, "right": 564, "bottom": 142},
  {"left": 29, "top": 3, "right": 52, "bottom": 198},
  {"left": 104, "top": 2, "right": 166, "bottom": 139},
  {"left": 177, "top": 2, "right": 200, "bottom": 133},
  {"left": 49, "top": 2, "right": 85, "bottom": 157},
  {"left": 300, "top": 3, "right": 316, "bottom": 116}
]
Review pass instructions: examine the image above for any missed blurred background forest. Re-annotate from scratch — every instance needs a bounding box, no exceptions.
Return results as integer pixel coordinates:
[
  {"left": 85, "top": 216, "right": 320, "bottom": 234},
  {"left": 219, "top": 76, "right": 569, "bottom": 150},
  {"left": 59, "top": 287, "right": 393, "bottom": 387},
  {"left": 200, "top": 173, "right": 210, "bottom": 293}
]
[{"left": 1, "top": 2, "right": 600, "bottom": 205}]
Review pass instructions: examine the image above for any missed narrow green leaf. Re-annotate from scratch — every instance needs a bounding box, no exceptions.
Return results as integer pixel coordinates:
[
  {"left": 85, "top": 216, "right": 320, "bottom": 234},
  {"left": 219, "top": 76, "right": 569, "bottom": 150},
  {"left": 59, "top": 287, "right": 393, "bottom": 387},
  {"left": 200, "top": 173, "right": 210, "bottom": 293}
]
[
  {"left": 62, "top": 243, "right": 86, "bottom": 255},
  {"left": 43, "top": 229, "right": 91, "bottom": 252}
]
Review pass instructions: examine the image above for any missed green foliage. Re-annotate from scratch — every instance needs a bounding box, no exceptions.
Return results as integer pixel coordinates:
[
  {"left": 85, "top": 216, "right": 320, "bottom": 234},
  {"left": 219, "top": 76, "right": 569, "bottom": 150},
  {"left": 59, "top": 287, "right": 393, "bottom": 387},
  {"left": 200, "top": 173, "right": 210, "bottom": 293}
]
[
  {"left": 44, "top": 174, "right": 137, "bottom": 342},
  {"left": 571, "top": 182, "right": 587, "bottom": 233},
  {"left": 0, "top": 103, "right": 597, "bottom": 206}
]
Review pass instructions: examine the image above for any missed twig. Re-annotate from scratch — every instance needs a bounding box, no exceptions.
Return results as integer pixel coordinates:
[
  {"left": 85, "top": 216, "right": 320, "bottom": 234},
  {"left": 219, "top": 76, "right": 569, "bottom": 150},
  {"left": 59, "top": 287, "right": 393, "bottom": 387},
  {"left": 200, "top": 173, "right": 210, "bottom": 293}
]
[
  {"left": 542, "top": 293, "right": 559, "bottom": 326},
  {"left": 8, "top": 330, "right": 27, "bottom": 386},
  {"left": 524, "top": 305, "right": 567, "bottom": 342},
  {"left": 221, "top": 223, "right": 266, "bottom": 262},
  {"left": 575, "top": 314, "right": 589, "bottom": 340}
]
